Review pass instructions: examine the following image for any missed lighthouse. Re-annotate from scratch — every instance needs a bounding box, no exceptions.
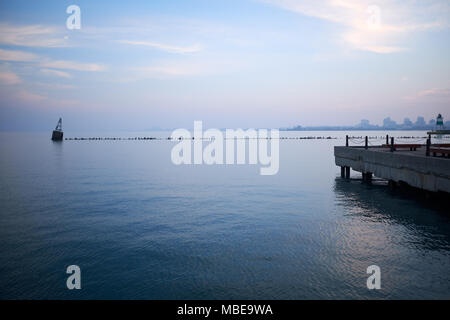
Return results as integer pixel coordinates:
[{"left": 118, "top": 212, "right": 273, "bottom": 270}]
[
  {"left": 436, "top": 114, "right": 444, "bottom": 131},
  {"left": 428, "top": 114, "right": 449, "bottom": 136},
  {"left": 51, "top": 118, "right": 64, "bottom": 141}
]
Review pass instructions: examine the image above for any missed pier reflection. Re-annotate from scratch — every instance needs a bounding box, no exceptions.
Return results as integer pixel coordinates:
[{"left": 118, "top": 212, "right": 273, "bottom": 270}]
[{"left": 333, "top": 178, "right": 450, "bottom": 251}]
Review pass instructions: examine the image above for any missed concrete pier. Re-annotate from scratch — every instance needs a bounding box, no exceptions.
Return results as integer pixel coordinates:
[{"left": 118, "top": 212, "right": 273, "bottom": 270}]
[{"left": 335, "top": 146, "right": 450, "bottom": 193}]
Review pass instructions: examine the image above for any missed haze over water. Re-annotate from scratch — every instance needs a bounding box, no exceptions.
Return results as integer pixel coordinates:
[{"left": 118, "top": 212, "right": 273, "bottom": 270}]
[{"left": 1, "top": 130, "right": 449, "bottom": 299}]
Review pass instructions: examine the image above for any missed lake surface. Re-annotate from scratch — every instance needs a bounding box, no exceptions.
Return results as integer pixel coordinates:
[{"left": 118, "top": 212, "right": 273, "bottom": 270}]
[{"left": 0, "top": 130, "right": 449, "bottom": 299}]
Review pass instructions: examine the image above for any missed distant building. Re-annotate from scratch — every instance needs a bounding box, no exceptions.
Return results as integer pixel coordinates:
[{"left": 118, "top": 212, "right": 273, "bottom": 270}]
[
  {"left": 415, "top": 116, "right": 426, "bottom": 127},
  {"left": 403, "top": 118, "right": 413, "bottom": 127},
  {"left": 358, "top": 119, "right": 370, "bottom": 128},
  {"left": 383, "top": 117, "right": 397, "bottom": 129}
]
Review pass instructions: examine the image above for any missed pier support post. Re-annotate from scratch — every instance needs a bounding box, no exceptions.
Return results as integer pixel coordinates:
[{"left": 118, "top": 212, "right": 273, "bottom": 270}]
[
  {"left": 363, "top": 172, "right": 372, "bottom": 182},
  {"left": 341, "top": 166, "right": 345, "bottom": 178},
  {"left": 345, "top": 166, "right": 350, "bottom": 179},
  {"left": 388, "top": 180, "right": 397, "bottom": 190},
  {"left": 426, "top": 138, "right": 431, "bottom": 157},
  {"left": 365, "top": 136, "right": 368, "bottom": 149},
  {"left": 386, "top": 134, "right": 389, "bottom": 145},
  {"left": 390, "top": 137, "right": 395, "bottom": 152},
  {"left": 346, "top": 135, "right": 349, "bottom": 147}
]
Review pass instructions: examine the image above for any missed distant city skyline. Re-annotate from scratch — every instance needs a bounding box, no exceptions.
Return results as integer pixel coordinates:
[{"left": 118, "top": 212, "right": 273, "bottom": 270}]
[
  {"left": 0, "top": 0, "right": 449, "bottom": 132},
  {"left": 285, "top": 114, "right": 450, "bottom": 131}
]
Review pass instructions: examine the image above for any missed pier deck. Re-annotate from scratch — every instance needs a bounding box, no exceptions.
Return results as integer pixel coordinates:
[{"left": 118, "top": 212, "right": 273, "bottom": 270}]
[{"left": 334, "top": 145, "right": 450, "bottom": 193}]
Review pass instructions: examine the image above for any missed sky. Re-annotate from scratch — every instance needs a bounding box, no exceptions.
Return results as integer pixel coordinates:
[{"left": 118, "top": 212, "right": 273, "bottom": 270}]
[{"left": 0, "top": 0, "right": 449, "bottom": 131}]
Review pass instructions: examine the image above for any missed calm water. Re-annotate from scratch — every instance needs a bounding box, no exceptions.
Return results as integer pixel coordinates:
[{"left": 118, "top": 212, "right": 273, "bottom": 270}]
[{"left": 0, "top": 131, "right": 449, "bottom": 299}]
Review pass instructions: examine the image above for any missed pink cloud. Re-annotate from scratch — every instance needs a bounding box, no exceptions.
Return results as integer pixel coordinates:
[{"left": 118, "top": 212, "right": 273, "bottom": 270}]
[{"left": 0, "top": 71, "right": 21, "bottom": 85}]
